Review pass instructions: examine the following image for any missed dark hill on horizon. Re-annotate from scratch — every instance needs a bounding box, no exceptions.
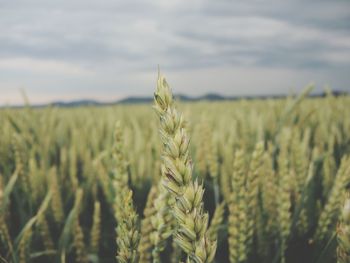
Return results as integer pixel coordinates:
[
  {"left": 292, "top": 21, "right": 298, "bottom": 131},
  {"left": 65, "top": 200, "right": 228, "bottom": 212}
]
[{"left": 2, "top": 90, "right": 348, "bottom": 108}]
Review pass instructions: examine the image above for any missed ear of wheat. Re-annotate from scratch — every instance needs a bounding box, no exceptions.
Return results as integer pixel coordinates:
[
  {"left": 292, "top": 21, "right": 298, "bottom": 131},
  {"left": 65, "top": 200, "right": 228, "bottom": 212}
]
[
  {"left": 90, "top": 201, "right": 101, "bottom": 254},
  {"left": 138, "top": 185, "right": 158, "bottom": 263},
  {"left": 154, "top": 75, "right": 217, "bottom": 263},
  {"left": 337, "top": 192, "right": 350, "bottom": 263},
  {"left": 150, "top": 181, "right": 174, "bottom": 263},
  {"left": 315, "top": 156, "right": 350, "bottom": 242},
  {"left": 228, "top": 149, "right": 249, "bottom": 263},
  {"left": 277, "top": 133, "right": 292, "bottom": 263},
  {"left": 113, "top": 122, "right": 140, "bottom": 263}
]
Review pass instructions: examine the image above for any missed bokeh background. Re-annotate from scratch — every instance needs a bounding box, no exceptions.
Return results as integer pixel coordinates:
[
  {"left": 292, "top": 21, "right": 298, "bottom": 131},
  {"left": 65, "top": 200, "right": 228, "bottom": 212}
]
[{"left": 1, "top": 0, "right": 349, "bottom": 105}]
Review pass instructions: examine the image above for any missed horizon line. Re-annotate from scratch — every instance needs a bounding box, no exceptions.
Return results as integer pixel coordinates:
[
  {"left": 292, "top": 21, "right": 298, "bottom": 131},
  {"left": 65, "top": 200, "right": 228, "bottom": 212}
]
[{"left": 1, "top": 90, "right": 348, "bottom": 108}]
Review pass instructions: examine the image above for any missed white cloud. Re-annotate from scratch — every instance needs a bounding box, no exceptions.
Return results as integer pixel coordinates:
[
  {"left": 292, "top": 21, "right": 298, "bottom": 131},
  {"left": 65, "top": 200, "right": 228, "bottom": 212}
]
[{"left": 0, "top": 58, "right": 92, "bottom": 75}]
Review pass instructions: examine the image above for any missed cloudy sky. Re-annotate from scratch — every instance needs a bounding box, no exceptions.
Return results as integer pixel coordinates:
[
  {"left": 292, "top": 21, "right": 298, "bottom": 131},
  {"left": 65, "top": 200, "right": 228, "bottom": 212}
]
[{"left": 0, "top": 0, "right": 349, "bottom": 105}]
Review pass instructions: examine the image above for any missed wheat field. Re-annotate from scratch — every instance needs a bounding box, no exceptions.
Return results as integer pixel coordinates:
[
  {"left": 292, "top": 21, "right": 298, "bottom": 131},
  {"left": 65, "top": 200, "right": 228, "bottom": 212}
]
[{"left": 1, "top": 75, "right": 350, "bottom": 263}]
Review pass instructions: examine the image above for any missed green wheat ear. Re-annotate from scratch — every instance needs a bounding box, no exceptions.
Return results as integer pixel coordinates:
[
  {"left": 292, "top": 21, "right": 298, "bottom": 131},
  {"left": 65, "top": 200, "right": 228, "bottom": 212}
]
[
  {"left": 154, "top": 73, "right": 217, "bottom": 263},
  {"left": 150, "top": 181, "right": 174, "bottom": 263},
  {"left": 0, "top": 175, "right": 14, "bottom": 257},
  {"left": 315, "top": 156, "right": 350, "bottom": 242},
  {"left": 337, "top": 192, "right": 350, "bottom": 263},
  {"left": 246, "top": 141, "right": 264, "bottom": 249},
  {"left": 90, "top": 201, "right": 101, "bottom": 254},
  {"left": 208, "top": 202, "right": 225, "bottom": 242},
  {"left": 113, "top": 121, "right": 140, "bottom": 263},
  {"left": 277, "top": 134, "right": 292, "bottom": 263},
  {"left": 138, "top": 185, "right": 158, "bottom": 263},
  {"left": 37, "top": 215, "right": 54, "bottom": 251},
  {"left": 228, "top": 149, "right": 249, "bottom": 263}
]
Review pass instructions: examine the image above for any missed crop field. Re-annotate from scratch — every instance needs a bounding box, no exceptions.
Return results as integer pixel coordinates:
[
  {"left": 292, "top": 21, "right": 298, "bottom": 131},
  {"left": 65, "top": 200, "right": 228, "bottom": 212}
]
[{"left": 0, "top": 76, "right": 350, "bottom": 263}]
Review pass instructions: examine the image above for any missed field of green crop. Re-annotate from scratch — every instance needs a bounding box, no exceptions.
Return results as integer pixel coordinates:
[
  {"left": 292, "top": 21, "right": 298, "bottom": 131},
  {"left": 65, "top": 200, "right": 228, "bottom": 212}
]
[{"left": 0, "top": 76, "right": 350, "bottom": 263}]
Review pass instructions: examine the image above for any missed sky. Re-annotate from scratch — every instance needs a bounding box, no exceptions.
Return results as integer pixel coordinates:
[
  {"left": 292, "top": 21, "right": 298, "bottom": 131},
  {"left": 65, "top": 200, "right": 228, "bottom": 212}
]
[{"left": 0, "top": 0, "right": 349, "bottom": 105}]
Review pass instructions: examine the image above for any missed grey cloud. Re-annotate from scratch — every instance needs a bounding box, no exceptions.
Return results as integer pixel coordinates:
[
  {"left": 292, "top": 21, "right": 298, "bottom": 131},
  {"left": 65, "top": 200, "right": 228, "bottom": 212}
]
[
  {"left": 0, "top": 0, "right": 349, "bottom": 104},
  {"left": 1, "top": 0, "right": 349, "bottom": 70}
]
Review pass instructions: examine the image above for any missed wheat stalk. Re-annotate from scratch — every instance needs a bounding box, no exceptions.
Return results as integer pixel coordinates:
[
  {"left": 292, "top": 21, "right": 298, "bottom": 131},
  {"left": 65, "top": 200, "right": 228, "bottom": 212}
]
[
  {"left": 154, "top": 74, "right": 216, "bottom": 263},
  {"left": 139, "top": 185, "right": 158, "bottom": 263},
  {"left": 337, "top": 192, "right": 350, "bottom": 263},
  {"left": 228, "top": 149, "right": 249, "bottom": 263},
  {"left": 90, "top": 201, "right": 101, "bottom": 254},
  {"left": 37, "top": 215, "right": 54, "bottom": 251},
  {"left": 208, "top": 202, "right": 225, "bottom": 242},
  {"left": 277, "top": 140, "right": 292, "bottom": 263},
  {"left": 0, "top": 176, "right": 14, "bottom": 258},
  {"left": 150, "top": 182, "right": 174, "bottom": 263},
  {"left": 113, "top": 122, "right": 140, "bottom": 263},
  {"left": 50, "top": 167, "right": 64, "bottom": 224},
  {"left": 73, "top": 217, "right": 88, "bottom": 263},
  {"left": 315, "top": 156, "right": 350, "bottom": 242},
  {"left": 246, "top": 141, "right": 264, "bottom": 249}
]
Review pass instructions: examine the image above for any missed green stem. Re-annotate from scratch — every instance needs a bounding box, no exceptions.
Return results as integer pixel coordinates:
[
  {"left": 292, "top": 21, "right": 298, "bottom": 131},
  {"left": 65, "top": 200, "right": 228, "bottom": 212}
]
[{"left": 213, "top": 178, "right": 220, "bottom": 206}]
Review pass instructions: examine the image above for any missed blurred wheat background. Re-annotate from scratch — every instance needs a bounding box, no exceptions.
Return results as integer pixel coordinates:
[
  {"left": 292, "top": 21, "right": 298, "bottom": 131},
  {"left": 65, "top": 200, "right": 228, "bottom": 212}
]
[{"left": 1, "top": 77, "right": 350, "bottom": 262}]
